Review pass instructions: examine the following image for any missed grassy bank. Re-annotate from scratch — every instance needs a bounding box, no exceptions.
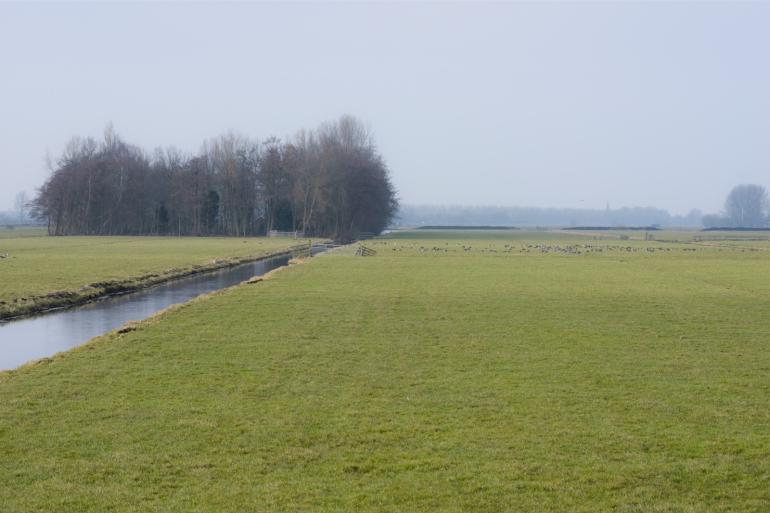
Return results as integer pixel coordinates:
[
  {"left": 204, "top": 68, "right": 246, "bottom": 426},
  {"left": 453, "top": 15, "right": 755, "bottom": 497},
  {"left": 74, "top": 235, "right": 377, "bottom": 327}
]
[
  {"left": 1, "top": 232, "right": 769, "bottom": 511},
  {"left": 0, "top": 235, "right": 309, "bottom": 319}
]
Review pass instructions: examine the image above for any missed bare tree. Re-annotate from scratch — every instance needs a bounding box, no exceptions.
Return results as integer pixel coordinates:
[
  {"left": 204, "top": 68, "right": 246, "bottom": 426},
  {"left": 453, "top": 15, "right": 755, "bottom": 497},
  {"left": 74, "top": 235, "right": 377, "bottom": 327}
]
[
  {"left": 725, "top": 184, "right": 768, "bottom": 228},
  {"left": 31, "top": 118, "right": 398, "bottom": 238},
  {"left": 14, "top": 191, "right": 29, "bottom": 224}
]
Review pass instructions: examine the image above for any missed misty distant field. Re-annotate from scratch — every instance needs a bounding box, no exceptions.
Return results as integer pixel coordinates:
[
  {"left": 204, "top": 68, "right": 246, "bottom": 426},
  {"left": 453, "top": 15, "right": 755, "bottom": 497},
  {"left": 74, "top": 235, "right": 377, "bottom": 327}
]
[
  {"left": 0, "top": 226, "right": 46, "bottom": 238},
  {"left": 1, "top": 230, "right": 769, "bottom": 512},
  {"left": 0, "top": 234, "right": 306, "bottom": 318}
]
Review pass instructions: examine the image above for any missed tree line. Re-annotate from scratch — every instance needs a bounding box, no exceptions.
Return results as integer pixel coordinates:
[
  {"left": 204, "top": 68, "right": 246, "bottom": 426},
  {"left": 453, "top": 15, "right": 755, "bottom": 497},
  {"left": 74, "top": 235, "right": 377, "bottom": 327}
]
[
  {"left": 702, "top": 184, "right": 769, "bottom": 229},
  {"left": 397, "top": 204, "right": 703, "bottom": 228},
  {"left": 31, "top": 116, "right": 398, "bottom": 239},
  {"left": 400, "top": 185, "right": 770, "bottom": 229}
]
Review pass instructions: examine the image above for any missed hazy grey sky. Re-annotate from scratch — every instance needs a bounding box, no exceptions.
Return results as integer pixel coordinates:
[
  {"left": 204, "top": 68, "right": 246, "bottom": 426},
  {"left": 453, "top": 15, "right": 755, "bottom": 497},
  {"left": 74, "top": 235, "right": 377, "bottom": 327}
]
[{"left": 2, "top": 1, "right": 769, "bottom": 215}]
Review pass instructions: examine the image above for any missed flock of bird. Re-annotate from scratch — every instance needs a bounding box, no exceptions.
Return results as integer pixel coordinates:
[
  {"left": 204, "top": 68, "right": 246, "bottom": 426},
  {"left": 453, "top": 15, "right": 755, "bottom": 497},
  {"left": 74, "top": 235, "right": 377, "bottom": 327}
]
[{"left": 366, "top": 241, "right": 744, "bottom": 256}]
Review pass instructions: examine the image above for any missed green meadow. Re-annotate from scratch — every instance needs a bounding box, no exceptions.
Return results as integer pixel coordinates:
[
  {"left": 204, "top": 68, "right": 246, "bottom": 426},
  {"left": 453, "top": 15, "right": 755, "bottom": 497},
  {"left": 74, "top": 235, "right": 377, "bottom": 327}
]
[
  {"left": 0, "top": 226, "right": 47, "bottom": 239},
  {"left": 554, "top": 227, "right": 770, "bottom": 244},
  {"left": 0, "top": 234, "right": 308, "bottom": 318},
  {"left": 1, "top": 230, "right": 769, "bottom": 512}
]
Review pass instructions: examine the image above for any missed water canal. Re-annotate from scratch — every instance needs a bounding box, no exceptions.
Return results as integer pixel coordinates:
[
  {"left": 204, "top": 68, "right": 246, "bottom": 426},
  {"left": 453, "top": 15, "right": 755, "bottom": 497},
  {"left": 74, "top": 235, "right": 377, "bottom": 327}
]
[{"left": 0, "top": 247, "right": 330, "bottom": 371}]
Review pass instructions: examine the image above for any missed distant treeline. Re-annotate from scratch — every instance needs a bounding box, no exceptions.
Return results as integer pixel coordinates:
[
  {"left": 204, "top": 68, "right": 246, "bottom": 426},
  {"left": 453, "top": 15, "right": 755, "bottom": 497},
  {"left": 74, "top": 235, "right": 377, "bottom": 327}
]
[
  {"left": 397, "top": 205, "right": 703, "bottom": 228},
  {"left": 565, "top": 226, "right": 661, "bottom": 231},
  {"left": 702, "top": 227, "right": 770, "bottom": 232},
  {"left": 417, "top": 225, "right": 519, "bottom": 230},
  {"left": 31, "top": 116, "right": 398, "bottom": 239},
  {"left": 0, "top": 211, "right": 31, "bottom": 226}
]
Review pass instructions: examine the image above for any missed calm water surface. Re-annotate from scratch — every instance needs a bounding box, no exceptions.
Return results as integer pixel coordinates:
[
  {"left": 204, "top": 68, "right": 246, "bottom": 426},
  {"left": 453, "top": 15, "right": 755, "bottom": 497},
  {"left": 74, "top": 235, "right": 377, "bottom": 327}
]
[{"left": 0, "top": 254, "right": 302, "bottom": 371}]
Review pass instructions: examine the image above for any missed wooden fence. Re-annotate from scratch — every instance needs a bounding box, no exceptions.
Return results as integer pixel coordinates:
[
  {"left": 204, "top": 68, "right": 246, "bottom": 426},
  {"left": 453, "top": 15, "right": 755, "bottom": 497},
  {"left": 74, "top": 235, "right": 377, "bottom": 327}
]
[{"left": 355, "top": 245, "right": 377, "bottom": 257}]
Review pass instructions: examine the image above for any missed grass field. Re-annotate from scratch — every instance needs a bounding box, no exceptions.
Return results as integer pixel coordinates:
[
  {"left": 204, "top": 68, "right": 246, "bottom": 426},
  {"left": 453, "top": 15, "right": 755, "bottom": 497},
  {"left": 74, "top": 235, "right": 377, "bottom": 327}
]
[
  {"left": 0, "top": 234, "right": 309, "bottom": 319},
  {"left": 0, "top": 226, "right": 47, "bottom": 239},
  {"left": 553, "top": 228, "right": 770, "bottom": 245},
  {"left": 1, "top": 230, "right": 769, "bottom": 512}
]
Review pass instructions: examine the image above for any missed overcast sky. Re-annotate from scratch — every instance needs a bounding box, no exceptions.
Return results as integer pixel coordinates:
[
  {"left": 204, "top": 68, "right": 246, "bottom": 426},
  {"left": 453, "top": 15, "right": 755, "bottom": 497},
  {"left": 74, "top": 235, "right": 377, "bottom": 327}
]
[{"left": 1, "top": 1, "right": 769, "bottom": 215}]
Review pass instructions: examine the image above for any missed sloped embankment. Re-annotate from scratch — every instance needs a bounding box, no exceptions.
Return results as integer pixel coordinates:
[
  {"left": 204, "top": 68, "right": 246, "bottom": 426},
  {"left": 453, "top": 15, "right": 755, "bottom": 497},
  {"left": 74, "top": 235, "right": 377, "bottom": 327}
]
[{"left": 0, "top": 246, "right": 308, "bottom": 321}]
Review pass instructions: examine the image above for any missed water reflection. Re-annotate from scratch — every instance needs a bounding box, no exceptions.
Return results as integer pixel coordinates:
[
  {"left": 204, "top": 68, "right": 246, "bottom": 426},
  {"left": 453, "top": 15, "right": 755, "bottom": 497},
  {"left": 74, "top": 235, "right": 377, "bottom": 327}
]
[{"left": 0, "top": 255, "right": 292, "bottom": 371}]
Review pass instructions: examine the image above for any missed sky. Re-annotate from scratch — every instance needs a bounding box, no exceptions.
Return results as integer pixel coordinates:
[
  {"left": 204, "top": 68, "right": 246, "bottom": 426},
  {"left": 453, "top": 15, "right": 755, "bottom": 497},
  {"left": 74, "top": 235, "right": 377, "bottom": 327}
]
[{"left": 1, "top": 1, "right": 769, "bottom": 216}]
